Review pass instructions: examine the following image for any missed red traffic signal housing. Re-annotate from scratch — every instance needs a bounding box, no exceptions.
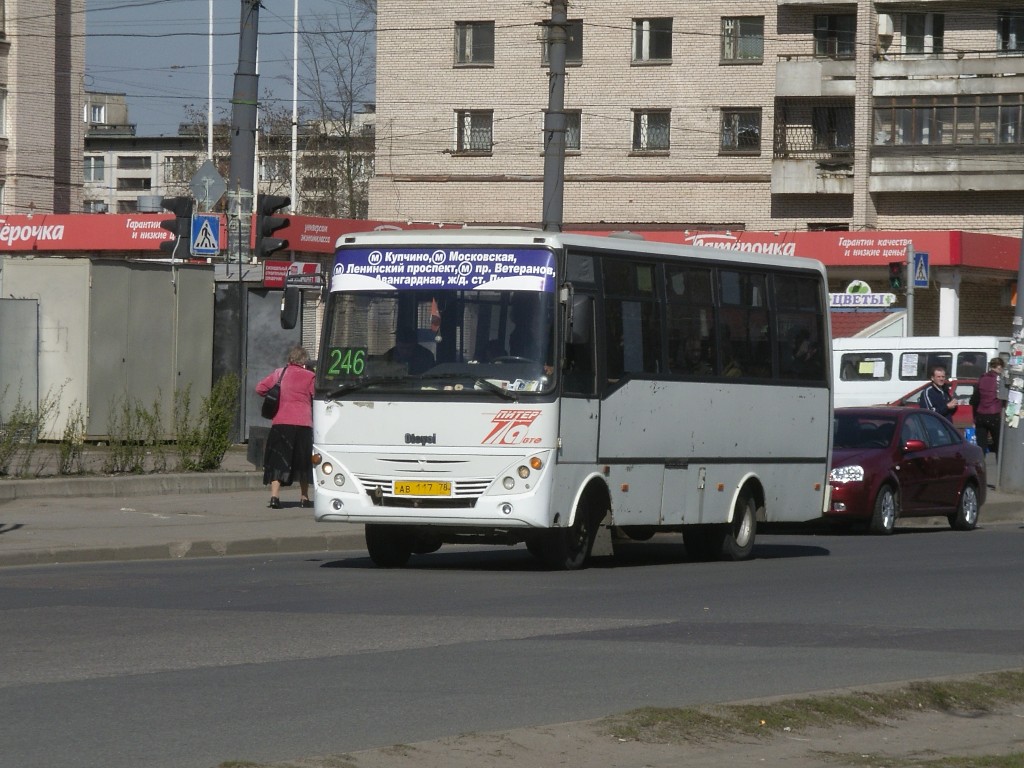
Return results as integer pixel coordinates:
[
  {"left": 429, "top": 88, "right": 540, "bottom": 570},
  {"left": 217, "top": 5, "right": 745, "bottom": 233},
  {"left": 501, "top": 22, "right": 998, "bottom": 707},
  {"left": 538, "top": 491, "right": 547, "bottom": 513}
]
[{"left": 255, "top": 194, "right": 290, "bottom": 258}]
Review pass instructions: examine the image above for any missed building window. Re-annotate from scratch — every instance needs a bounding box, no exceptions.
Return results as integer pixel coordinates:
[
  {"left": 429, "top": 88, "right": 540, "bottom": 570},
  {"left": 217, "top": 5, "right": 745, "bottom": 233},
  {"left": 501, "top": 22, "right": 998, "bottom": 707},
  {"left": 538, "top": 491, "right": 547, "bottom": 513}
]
[
  {"left": 258, "top": 155, "right": 287, "bottom": 182},
  {"left": 812, "top": 105, "right": 854, "bottom": 150},
  {"left": 565, "top": 110, "right": 581, "bottom": 151},
  {"left": 632, "top": 18, "right": 672, "bottom": 63},
  {"left": 84, "top": 156, "right": 105, "bottom": 182},
  {"left": 84, "top": 199, "right": 106, "bottom": 213},
  {"left": 905, "top": 13, "right": 944, "bottom": 55},
  {"left": 998, "top": 12, "right": 1024, "bottom": 53},
  {"left": 117, "top": 155, "right": 151, "bottom": 170},
  {"left": 117, "top": 177, "right": 152, "bottom": 191},
  {"left": 455, "top": 21, "right": 494, "bottom": 66},
  {"left": 542, "top": 19, "right": 583, "bottom": 66},
  {"left": 721, "top": 17, "right": 764, "bottom": 63},
  {"left": 164, "top": 155, "right": 194, "bottom": 184},
  {"left": 874, "top": 94, "right": 1024, "bottom": 146},
  {"left": 721, "top": 109, "right": 761, "bottom": 154},
  {"left": 814, "top": 14, "right": 856, "bottom": 59},
  {"left": 632, "top": 109, "right": 671, "bottom": 152},
  {"left": 84, "top": 102, "right": 106, "bottom": 124},
  {"left": 117, "top": 199, "right": 139, "bottom": 214},
  {"left": 455, "top": 110, "right": 493, "bottom": 153},
  {"left": 0, "top": 89, "right": 6, "bottom": 137}
]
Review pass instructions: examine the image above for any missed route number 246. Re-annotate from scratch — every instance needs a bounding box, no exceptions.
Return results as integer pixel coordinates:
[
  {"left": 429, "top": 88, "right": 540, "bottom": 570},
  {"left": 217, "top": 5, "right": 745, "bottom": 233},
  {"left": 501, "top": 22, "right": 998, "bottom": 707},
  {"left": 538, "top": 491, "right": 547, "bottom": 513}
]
[{"left": 327, "top": 347, "right": 366, "bottom": 376}]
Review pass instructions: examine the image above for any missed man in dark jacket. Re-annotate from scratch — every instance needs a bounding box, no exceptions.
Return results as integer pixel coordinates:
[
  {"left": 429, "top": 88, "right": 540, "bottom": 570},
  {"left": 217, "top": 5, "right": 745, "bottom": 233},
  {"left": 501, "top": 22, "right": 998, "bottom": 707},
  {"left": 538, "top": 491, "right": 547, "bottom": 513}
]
[{"left": 920, "top": 365, "right": 957, "bottom": 420}]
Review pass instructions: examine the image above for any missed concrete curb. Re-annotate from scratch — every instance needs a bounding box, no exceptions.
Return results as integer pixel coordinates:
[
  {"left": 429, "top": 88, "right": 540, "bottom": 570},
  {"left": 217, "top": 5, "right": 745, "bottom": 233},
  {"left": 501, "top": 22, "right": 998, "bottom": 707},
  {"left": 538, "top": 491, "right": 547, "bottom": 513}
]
[
  {"left": 0, "top": 472, "right": 264, "bottom": 502},
  {"left": 0, "top": 533, "right": 367, "bottom": 568}
]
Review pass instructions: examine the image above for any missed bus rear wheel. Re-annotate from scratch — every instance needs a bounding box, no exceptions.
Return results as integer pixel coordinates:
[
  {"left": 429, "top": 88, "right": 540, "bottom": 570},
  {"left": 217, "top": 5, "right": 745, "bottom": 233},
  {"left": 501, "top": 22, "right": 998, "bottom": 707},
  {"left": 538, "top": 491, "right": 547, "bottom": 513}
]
[
  {"left": 683, "top": 490, "right": 758, "bottom": 562},
  {"left": 365, "top": 524, "right": 412, "bottom": 568},
  {"left": 719, "top": 490, "right": 757, "bottom": 561}
]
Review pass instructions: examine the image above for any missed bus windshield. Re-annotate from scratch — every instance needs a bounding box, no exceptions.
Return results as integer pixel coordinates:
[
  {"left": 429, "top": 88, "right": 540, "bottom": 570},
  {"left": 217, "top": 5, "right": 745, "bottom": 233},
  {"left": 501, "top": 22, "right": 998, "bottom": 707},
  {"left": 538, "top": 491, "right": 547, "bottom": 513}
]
[{"left": 318, "top": 245, "right": 557, "bottom": 397}]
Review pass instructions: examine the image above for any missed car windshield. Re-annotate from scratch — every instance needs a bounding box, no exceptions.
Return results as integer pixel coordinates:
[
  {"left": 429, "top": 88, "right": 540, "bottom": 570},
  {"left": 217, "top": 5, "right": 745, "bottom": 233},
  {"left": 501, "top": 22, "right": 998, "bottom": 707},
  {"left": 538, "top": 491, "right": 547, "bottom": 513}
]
[
  {"left": 317, "top": 245, "right": 558, "bottom": 397},
  {"left": 833, "top": 414, "right": 899, "bottom": 449}
]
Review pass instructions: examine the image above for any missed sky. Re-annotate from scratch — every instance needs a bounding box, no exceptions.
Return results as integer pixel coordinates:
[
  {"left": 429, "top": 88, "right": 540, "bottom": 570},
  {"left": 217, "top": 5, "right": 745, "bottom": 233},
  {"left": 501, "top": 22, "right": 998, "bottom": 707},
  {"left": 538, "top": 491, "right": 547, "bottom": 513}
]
[{"left": 85, "top": 0, "right": 371, "bottom": 137}]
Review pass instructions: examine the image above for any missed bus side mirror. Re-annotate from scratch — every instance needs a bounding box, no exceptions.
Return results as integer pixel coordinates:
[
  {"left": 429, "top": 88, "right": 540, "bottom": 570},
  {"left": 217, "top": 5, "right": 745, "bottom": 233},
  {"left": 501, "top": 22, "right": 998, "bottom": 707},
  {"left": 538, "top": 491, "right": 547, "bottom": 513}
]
[{"left": 280, "top": 286, "right": 300, "bottom": 329}]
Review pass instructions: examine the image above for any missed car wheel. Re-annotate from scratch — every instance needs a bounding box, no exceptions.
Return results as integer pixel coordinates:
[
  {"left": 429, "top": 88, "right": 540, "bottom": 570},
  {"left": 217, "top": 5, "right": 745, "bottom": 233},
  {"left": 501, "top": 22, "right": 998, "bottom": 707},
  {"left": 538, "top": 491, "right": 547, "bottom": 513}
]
[
  {"left": 870, "top": 485, "right": 897, "bottom": 535},
  {"left": 365, "top": 524, "right": 412, "bottom": 567},
  {"left": 948, "top": 483, "right": 980, "bottom": 531}
]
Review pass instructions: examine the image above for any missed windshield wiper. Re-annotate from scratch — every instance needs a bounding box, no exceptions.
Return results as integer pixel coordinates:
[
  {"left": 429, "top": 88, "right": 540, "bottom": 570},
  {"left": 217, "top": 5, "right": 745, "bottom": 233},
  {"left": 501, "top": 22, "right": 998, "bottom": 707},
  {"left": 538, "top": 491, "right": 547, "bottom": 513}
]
[
  {"left": 416, "top": 373, "right": 519, "bottom": 401},
  {"left": 325, "top": 376, "right": 407, "bottom": 398}
]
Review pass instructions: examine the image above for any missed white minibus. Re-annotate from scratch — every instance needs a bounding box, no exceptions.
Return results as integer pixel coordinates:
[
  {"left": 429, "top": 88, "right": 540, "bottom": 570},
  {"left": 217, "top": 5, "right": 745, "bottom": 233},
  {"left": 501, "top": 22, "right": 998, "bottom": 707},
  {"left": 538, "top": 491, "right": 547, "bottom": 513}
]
[
  {"left": 833, "top": 336, "right": 1009, "bottom": 407},
  {"left": 287, "top": 229, "right": 833, "bottom": 569}
]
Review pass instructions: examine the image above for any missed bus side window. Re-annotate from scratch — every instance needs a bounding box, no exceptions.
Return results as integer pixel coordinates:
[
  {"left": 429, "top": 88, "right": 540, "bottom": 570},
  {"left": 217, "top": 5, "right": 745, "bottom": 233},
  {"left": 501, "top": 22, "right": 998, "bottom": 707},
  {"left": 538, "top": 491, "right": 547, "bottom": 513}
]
[{"left": 563, "top": 294, "right": 596, "bottom": 396}]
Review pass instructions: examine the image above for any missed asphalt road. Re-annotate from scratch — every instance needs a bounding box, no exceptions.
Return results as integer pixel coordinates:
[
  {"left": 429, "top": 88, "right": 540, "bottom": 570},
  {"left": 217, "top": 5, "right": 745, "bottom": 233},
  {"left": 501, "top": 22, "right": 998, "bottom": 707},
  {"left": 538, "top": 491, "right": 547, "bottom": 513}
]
[{"left": 2, "top": 523, "right": 1023, "bottom": 768}]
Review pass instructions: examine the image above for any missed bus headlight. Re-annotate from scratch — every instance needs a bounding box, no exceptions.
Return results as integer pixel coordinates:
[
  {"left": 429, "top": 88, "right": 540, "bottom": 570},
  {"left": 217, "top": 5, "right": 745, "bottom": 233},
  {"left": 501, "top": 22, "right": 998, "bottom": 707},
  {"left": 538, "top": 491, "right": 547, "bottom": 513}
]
[
  {"left": 502, "top": 476, "right": 515, "bottom": 490},
  {"left": 829, "top": 465, "right": 864, "bottom": 483},
  {"left": 517, "top": 465, "right": 530, "bottom": 479},
  {"left": 333, "top": 473, "right": 346, "bottom": 487},
  {"left": 321, "top": 463, "right": 334, "bottom": 475}
]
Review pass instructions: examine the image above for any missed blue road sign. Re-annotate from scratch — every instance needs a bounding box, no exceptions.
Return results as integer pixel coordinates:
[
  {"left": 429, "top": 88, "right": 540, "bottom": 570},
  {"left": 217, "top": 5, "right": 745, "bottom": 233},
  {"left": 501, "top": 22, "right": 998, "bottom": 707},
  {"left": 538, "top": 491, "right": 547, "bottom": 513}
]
[
  {"left": 913, "top": 251, "right": 929, "bottom": 289},
  {"left": 191, "top": 214, "right": 220, "bottom": 257}
]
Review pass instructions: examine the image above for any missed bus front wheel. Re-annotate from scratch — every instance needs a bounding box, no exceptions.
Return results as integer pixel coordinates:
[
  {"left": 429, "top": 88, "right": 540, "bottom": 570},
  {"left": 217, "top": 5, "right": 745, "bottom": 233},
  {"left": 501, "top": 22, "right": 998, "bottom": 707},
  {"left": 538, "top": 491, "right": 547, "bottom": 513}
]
[
  {"left": 365, "top": 524, "right": 412, "bottom": 568},
  {"left": 539, "top": 508, "right": 597, "bottom": 570}
]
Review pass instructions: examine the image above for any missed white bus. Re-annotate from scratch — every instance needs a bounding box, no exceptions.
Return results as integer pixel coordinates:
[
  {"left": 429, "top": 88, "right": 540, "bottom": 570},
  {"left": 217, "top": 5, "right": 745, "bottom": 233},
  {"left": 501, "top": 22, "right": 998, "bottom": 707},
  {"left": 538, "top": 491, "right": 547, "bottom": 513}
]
[
  {"left": 294, "top": 229, "right": 832, "bottom": 569},
  {"left": 833, "top": 336, "right": 1009, "bottom": 407}
]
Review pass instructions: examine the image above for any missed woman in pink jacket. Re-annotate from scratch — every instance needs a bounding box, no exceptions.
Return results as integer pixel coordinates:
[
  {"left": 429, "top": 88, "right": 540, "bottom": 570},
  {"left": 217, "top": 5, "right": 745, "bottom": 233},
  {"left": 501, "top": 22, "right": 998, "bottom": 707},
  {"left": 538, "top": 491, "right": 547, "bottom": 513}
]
[{"left": 255, "top": 345, "right": 316, "bottom": 509}]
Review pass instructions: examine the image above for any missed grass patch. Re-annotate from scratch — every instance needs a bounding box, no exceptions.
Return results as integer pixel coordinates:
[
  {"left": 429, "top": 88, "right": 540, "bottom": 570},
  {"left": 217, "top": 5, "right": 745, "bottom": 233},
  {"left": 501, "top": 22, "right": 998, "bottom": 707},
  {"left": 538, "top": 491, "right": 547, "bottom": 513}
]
[
  {"left": 603, "top": 669, "right": 1024, "bottom": 745},
  {"left": 817, "top": 751, "right": 1024, "bottom": 767}
]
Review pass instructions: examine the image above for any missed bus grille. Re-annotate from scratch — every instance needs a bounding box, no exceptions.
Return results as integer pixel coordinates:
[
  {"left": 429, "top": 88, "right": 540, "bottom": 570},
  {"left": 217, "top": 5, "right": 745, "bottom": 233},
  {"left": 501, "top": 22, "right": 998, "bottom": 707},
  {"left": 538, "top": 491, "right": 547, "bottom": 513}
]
[{"left": 355, "top": 475, "right": 492, "bottom": 508}]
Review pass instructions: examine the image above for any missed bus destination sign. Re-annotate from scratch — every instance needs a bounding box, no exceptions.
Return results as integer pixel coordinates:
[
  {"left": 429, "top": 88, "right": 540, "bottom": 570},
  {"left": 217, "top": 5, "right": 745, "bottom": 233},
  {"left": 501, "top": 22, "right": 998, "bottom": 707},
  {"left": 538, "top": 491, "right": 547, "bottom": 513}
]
[{"left": 331, "top": 247, "right": 556, "bottom": 293}]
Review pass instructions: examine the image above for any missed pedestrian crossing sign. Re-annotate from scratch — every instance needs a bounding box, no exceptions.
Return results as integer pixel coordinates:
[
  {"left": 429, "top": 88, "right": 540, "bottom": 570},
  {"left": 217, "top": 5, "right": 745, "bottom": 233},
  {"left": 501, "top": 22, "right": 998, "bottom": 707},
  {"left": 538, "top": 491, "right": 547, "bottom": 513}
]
[
  {"left": 913, "top": 251, "right": 929, "bottom": 289},
  {"left": 191, "top": 214, "right": 220, "bottom": 257}
]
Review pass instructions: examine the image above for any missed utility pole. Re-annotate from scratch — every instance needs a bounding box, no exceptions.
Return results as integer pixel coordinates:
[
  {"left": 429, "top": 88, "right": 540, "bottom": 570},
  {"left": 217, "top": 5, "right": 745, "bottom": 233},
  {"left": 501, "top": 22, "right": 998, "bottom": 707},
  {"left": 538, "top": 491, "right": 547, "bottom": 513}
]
[
  {"left": 997, "top": 230, "right": 1024, "bottom": 491},
  {"left": 227, "top": 0, "right": 260, "bottom": 262},
  {"left": 227, "top": 0, "right": 261, "bottom": 443},
  {"left": 905, "top": 241, "right": 914, "bottom": 336},
  {"left": 541, "top": 1, "right": 567, "bottom": 232}
]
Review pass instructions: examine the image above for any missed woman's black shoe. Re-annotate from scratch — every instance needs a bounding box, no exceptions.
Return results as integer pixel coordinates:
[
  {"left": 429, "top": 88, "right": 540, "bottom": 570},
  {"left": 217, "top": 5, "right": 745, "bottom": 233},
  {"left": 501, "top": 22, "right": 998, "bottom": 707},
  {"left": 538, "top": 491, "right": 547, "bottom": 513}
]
[
  {"left": 300, "top": 498, "right": 313, "bottom": 508},
  {"left": 268, "top": 497, "right": 281, "bottom": 509}
]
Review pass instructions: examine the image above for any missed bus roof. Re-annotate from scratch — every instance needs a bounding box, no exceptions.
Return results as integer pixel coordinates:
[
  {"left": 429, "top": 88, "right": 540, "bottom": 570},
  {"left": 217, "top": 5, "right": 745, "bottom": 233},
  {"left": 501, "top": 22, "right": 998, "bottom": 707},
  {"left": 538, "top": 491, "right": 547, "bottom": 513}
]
[{"left": 334, "top": 228, "right": 827, "bottom": 276}]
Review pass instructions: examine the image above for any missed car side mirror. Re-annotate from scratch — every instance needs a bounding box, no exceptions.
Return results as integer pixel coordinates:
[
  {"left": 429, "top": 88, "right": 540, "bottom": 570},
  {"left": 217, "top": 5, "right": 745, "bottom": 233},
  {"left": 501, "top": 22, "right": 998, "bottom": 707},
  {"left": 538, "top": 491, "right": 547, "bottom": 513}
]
[{"left": 902, "top": 438, "right": 926, "bottom": 454}]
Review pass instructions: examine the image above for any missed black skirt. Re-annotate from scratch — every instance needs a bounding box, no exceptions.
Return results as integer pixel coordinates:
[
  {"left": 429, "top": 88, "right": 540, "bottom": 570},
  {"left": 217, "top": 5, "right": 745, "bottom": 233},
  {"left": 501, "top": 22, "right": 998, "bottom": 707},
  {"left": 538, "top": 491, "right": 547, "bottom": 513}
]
[{"left": 262, "top": 424, "right": 314, "bottom": 486}]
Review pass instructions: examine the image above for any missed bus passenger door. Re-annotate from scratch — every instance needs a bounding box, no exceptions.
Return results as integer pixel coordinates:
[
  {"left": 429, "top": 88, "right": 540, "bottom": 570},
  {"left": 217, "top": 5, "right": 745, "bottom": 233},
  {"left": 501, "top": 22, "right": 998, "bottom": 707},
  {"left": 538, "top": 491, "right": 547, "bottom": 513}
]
[{"left": 559, "top": 294, "right": 599, "bottom": 464}]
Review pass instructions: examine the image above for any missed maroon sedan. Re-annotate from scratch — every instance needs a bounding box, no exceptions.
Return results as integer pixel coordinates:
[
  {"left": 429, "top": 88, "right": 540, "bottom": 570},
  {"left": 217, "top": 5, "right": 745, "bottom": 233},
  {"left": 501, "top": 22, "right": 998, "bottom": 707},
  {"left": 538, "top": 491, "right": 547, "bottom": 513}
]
[{"left": 828, "top": 407, "right": 985, "bottom": 534}]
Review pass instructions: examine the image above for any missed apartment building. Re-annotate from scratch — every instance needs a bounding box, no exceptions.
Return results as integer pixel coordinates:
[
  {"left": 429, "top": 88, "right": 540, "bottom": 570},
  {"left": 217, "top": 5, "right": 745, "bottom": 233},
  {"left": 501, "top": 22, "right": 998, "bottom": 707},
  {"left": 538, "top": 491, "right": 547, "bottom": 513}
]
[
  {"left": 369, "top": 1, "right": 1024, "bottom": 238},
  {"left": 0, "top": 0, "right": 85, "bottom": 214},
  {"left": 83, "top": 99, "right": 375, "bottom": 217}
]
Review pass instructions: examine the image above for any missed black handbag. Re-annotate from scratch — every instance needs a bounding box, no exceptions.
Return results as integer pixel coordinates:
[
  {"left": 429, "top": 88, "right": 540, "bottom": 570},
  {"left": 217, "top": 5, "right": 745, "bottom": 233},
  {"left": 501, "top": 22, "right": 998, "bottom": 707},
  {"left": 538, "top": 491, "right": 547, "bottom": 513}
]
[{"left": 261, "top": 367, "right": 286, "bottom": 419}]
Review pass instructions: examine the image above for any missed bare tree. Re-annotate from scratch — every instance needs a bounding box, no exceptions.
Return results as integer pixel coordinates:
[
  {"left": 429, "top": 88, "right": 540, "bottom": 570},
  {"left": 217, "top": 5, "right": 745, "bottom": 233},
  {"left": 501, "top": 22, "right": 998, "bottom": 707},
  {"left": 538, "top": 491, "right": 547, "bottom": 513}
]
[{"left": 298, "top": 1, "right": 376, "bottom": 218}]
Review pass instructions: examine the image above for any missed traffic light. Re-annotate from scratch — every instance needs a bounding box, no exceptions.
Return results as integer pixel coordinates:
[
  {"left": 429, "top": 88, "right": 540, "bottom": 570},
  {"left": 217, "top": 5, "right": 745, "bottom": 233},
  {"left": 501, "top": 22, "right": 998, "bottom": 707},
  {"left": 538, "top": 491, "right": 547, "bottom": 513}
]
[
  {"left": 255, "top": 194, "right": 290, "bottom": 259},
  {"left": 888, "top": 261, "right": 905, "bottom": 293},
  {"left": 159, "top": 196, "right": 193, "bottom": 257}
]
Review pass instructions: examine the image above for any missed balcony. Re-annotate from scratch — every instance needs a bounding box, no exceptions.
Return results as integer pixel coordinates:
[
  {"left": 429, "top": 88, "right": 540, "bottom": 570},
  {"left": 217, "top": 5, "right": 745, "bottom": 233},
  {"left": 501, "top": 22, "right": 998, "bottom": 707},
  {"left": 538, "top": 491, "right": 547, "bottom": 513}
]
[
  {"left": 777, "top": 54, "right": 856, "bottom": 97},
  {"left": 772, "top": 97, "right": 855, "bottom": 195},
  {"left": 874, "top": 50, "right": 1024, "bottom": 98}
]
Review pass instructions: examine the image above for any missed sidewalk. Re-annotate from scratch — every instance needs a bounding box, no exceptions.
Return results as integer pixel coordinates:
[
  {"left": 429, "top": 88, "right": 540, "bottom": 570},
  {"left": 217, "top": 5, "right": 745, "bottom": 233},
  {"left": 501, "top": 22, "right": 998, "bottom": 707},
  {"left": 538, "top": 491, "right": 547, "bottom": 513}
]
[
  {"left": 0, "top": 446, "right": 365, "bottom": 568},
  {"left": 0, "top": 447, "right": 1021, "bottom": 568}
]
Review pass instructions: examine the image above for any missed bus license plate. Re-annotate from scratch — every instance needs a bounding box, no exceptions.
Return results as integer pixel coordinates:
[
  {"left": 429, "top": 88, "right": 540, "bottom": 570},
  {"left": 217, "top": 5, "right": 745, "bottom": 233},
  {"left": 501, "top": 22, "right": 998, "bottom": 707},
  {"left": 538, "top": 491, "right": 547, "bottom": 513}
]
[{"left": 394, "top": 480, "right": 451, "bottom": 497}]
